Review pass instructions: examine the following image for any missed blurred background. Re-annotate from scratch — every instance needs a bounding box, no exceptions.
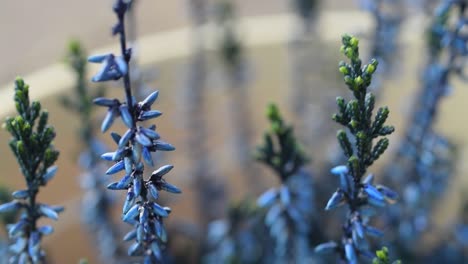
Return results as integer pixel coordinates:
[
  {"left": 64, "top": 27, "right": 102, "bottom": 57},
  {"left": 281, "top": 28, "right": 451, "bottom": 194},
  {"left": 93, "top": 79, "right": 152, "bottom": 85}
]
[{"left": 0, "top": 0, "right": 467, "bottom": 263}]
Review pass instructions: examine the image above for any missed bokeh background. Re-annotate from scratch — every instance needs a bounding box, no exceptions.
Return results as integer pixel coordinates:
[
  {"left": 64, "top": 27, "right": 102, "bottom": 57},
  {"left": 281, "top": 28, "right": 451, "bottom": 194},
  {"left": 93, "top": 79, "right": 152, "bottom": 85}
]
[{"left": 0, "top": 0, "right": 467, "bottom": 263}]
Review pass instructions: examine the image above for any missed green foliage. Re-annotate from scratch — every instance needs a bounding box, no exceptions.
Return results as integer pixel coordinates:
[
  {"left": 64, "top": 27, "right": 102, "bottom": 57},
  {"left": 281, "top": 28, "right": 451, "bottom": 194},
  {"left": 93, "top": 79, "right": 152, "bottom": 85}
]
[
  {"left": 5, "top": 78, "right": 59, "bottom": 184},
  {"left": 373, "top": 247, "right": 402, "bottom": 264},
  {"left": 333, "top": 34, "right": 394, "bottom": 179},
  {"left": 255, "top": 103, "right": 308, "bottom": 181}
]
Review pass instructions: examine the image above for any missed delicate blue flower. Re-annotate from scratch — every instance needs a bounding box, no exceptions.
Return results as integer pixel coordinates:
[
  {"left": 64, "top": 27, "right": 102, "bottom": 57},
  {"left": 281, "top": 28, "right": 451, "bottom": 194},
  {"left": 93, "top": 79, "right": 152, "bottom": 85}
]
[{"left": 325, "top": 190, "right": 345, "bottom": 210}]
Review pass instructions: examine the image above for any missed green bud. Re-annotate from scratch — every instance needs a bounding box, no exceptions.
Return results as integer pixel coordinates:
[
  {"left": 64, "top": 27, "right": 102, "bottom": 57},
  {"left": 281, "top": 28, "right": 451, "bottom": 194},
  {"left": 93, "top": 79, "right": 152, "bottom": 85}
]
[
  {"left": 339, "top": 66, "right": 349, "bottom": 75},
  {"left": 266, "top": 103, "right": 280, "bottom": 121},
  {"left": 350, "top": 37, "right": 359, "bottom": 47},
  {"left": 344, "top": 76, "right": 353, "bottom": 85},
  {"left": 354, "top": 76, "right": 363, "bottom": 86},
  {"left": 16, "top": 141, "right": 25, "bottom": 155},
  {"left": 340, "top": 45, "right": 346, "bottom": 54},
  {"left": 349, "top": 119, "right": 359, "bottom": 130},
  {"left": 366, "top": 63, "right": 376, "bottom": 74},
  {"left": 345, "top": 47, "right": 353, "bottom": 58}
]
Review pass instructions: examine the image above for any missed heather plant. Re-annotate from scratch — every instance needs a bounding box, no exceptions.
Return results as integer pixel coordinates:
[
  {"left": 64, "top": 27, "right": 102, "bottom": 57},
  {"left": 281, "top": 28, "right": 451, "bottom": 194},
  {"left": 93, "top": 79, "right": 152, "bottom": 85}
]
[
  {"left": 315, "top": 35, "right": 397, "bottom": 263},
  {"left": 255, "top": 104, "right": 316, "bottom": 263},
  {"left": 88, "top": 0, "right": 180, "bottom": 262},
  {"left": 0, "top": 78, "right": 62, "bottom": 263},
  {"left": 360, "top": 0, "right": 403, "bottom": 91},
  {"left": 184, "top": 0, "right": 226, "bottom": 231},
  {"left": 204, "top": 199, "right": 262, "bottom": 263},
  {"left": 292, "top": 0, "right": 319, "bottom": 33},
  {"left": 383, "top": 0, "right": 467, "bottom": 255},
  {"left": 62, "top": 40, "right": 124, "bottom": 262},
  {"left": 215, "top": 0, "right": 254, "bottom": 173}
]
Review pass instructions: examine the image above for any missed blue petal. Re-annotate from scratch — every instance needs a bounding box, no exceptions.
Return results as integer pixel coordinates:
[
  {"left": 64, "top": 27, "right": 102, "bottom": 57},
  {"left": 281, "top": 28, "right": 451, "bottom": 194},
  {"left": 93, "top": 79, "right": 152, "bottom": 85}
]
[
  {"left": 123, "top": 204, "right": 140, "bottom": 223},
  {"left": 115, "top": 56, "right": 128, "bottom": 75},
  {"left": 148, "top": 184, "right": 159, "bottom": 200},
  {"left": 42, "top": 166, "right": 58, "bottom": 184},
  {"left": 120, "top": 104, "right": 133, "bottom": 128},
  {"left": 352, "top": 219, "right": 364, "bottom": 238},
  {"left": 135, "top": 132, "right": 152, "bottom": 147},
  {"left": 128, "top": 242, "right": 140, "bottom": 256},
  {"left": 38, "top": 225, "right": 54, "bottom": 236},
  {"left": 93, "top": 97, "right": 116, "bottom": 107},
  {"left": 151, "top": 202, "right": 169, "bottom": 218},
  {"left": 142, "top": 147, "right": 154, "bottom": 167},
  {"left": 257, "top": 188, "right": 278, "bottom": 208},
  {"left": 279, "top": 186, "right": 291, "bottom": 205},
  {"left": 88, "top": 53, "right": 111, "bottom": 63},
  {"left": 124, "top": 157, "right": 133, "bottom": 175},
  {"left": 363, "top": 184, "right": 385, "bottom": 201},
  {"left": 123, "top": 229, "right": 136, "bottom": 241},
  {"left": 150, "top": 165, "right": 174, "bottom": 180},
  {"left": 142, "top": 91, "right": 159, "bottom": 107},
  {"left": 364, "top": 225, "right": 383, "bottom": 237},
  {"left": 377, "top": 185, "right": 399, "bottom": 203},
  {"left": 139, "top": 207, "right": 149, "bottom": 224},
  {"left": 39, "top": 205, "right": 59, "bottom": 220},
  {"left": 133, "top": 177, "right": 142, "bottom": 197},
  {"left": 11, "top": 190, "right": 29, "bottom": 199},
  {"left": 0, "top": 201, "right": 21, "bottom": 213},
  {"left": 8, "top": 220, "right": 27, "bottom": 237},
  {"left": 345, "top": 243, "right": 357, "bottom": 264},
  {"left": 154, "top": 141, "right": 175, "bottom": 151},
  {"left": 362, "top": 174, "right": 374, "bottom": 185},
  {"left": 314, "top": 241, "right": 338, "bottom": 254},
  {"left": 140, "top": 127, "right": 160, "bottom": 140},
  {"left": 325, "top": 190, "right": 345, "bottom": 210},
  {"left": 331, "top": 165, "right": 348, "bottom": 175},
  {"left": 9, "top": 238, "right": 27, "bottom": 254},
  {"left": 101, "top": 152, "right": 115, "bottom": 161},
  {"left": 118, "top": 129, "right": 134, "bottom": 148},
  {"left": 140, "top": 110, "right": 162, "bottom": 120},
  {"left": 106, "top": 160, "right": 125, "bottom": 175},
  {"left": 161, "top": 182, "right": 181, "bottom": 194},
  {"left": 101, "top": 110, "right": 116, "bottom": 132},
  {"left": 137, "top": 223, "right": 144, "bottom": 242},
  {"left": 117, "top": 175, "right": 132, "bottom": 189}
]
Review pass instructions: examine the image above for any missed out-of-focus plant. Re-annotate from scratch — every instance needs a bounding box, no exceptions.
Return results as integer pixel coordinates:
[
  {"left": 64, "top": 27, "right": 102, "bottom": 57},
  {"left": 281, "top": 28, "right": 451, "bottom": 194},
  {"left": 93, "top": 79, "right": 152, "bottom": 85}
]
[
  {"left": 315, "top": 35, "right": 397, "bottom": 263},
  {"left": 292, "top": 0, "right": 320, "bottom": 33},
  {"left": 255, "top": 103, "right": 316, "bottom": 263},
  {"left": 359, "top": 0, "right": 404, "bottom": 91},
  {"left": 88, "top": 0, "right": 180, "bottom": 262},
  {"left": 204, "top": 199, "right": 262, "bottom": 263},
  {"left": 0, "top": 78, "right": 63, "bottom": 263},
  {"left": 62, "top": 40, "right": 125, "bottom": 262},
  {"left": 184, "top": 0, "right": 226, "bottom": 232},
  {"left": 383, "top": 1, "right": 467, "bottom": 257},
  {"left": 215, "top": 0, "right": 254, "bottom": 174}
]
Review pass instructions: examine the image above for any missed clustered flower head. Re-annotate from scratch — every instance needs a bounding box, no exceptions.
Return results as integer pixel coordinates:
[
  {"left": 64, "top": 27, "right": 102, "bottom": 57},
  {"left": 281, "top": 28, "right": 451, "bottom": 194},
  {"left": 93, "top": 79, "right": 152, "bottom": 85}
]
[
  {"left": 315, "top": 35, "right": 397, "bottom": 263},
  {"left": 88, "top": 0, "right": 180, "bottom": 262},
  {"left": 0, "top": 78, "right": 63, "bottom": 263}
]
